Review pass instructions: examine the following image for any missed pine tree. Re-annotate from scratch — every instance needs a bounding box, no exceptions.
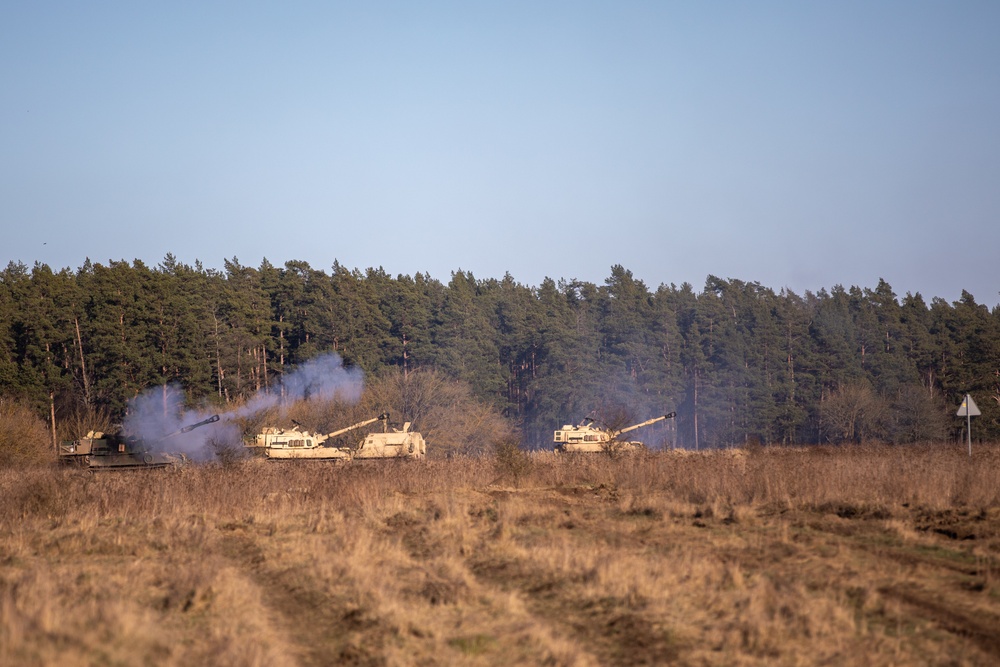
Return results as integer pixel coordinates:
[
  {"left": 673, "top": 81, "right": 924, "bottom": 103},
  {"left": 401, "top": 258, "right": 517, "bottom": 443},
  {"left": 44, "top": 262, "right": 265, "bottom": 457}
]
[
  {"left": 434, "top": 271, "right": 504, "bottom": 404},
  {"left": 0, "top": 264, "right": 19, "bottom": 392},
  {"left": 219, "top": 258, "right": 272, "bottom": 400},
  {"left": 372, "top": 270, "right": 436, "bottom": 376},
  {"left": 151, "top": 255, "right": 214, "bottom": 400},
  {"left": 772, "top": 290, "right": 813, "bottom": 444},
  {"left": 328, "top": 263, "right": 392, "bottom": 373},
  {"left": 600, "top": 265, "right": 657, "bottom": 409},
  {"left": 520, "top": 277, "right": 581, "bottom": 446},
  {"left": 6, "top": 263, "right": 77, "bottom": 446},
  {"left": 76, "top": 261, "right": 155, "bottom": 414},
  {"left": 483, "top": 272, "right": 540, "bottom": 420}
]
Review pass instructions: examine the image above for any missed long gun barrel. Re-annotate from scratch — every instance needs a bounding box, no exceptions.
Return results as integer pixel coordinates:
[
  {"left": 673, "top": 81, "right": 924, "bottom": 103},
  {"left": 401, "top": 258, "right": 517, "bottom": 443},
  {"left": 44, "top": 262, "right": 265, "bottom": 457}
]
[
  {"left": 323, "top": 412, "right": 390, "bottom": 440},
  {"left": 617, "top": 412, "right": 676, "bottom": 436},
  {"left": 160, "top": 414, "right": 221, "bottom": 440},
  {"left": 180, "top": 414, "right": 221, "bottom": 433}
]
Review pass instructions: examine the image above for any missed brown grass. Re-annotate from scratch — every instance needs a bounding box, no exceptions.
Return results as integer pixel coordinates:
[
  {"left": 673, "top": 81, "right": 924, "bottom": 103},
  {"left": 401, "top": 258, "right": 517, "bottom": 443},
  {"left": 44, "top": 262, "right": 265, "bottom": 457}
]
[
  {"left": 2, "top": 443, "right": 1000, "bottom": 665},
  {"left": 0, "top": 400, "right": 53, "bottom": 466}
]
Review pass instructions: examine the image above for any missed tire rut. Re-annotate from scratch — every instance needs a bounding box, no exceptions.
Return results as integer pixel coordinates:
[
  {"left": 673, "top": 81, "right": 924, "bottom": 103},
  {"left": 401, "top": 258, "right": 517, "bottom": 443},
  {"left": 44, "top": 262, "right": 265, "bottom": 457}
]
[
  {"left": 879, "top": 585, "right": 1000, "bottom": 659},
  {"left": 218, "top": 532, "right": 387, "bottom": 667},
  {"left": 467, "top": 555, "right": 679, "bottom": 665}
]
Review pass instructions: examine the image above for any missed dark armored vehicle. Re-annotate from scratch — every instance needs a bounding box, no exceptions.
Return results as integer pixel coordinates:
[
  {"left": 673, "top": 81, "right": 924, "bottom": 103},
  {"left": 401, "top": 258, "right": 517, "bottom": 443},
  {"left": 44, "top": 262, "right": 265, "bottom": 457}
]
[{"left": 60, "top": 415, "right": 220, "bottom": 469}]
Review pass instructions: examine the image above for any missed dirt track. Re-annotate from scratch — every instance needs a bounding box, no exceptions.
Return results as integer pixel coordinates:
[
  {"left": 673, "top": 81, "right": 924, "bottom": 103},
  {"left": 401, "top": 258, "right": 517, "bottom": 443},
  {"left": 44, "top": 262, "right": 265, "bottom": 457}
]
[{"left": 198, "top": 485, "right": 1000, "bottom": 666}]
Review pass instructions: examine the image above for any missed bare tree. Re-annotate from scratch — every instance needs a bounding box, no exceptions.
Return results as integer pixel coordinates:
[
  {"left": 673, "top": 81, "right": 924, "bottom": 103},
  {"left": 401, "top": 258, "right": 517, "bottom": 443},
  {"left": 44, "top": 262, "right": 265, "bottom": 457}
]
[
  {"left": 587, "top": 403, "right": 641, "bottom": 457},
  {"left": 821, "top": 383, "right": 888, "bottom": 443},
  {"left": 359, "top": 369, "right": 513, "bottom": 458},
  {"left": 888, "top": 384, "right": 949, "bottom": 444}
]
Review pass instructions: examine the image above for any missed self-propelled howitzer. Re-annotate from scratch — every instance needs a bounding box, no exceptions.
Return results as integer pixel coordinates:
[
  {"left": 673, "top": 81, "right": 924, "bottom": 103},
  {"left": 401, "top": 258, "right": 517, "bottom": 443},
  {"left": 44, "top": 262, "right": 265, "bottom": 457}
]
[
  {"left": 553, "top": 412, "right": 676, "bottom": 453},
  {"left": 262, "top": 413, "right": 390, "bottom": 460},
  {"left": 79, "top": 414, "right": 221, "bottom": 470}
]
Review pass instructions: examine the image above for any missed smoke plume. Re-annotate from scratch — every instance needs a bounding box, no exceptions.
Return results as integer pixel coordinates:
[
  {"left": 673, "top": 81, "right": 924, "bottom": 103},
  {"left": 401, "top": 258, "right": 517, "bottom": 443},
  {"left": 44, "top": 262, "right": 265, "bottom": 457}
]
[
  {"left": 229, "top": 352, "right": 364, "bottom": 419},
  {"left": 122, "top": 353, "right": 364, "bottom": 461}
]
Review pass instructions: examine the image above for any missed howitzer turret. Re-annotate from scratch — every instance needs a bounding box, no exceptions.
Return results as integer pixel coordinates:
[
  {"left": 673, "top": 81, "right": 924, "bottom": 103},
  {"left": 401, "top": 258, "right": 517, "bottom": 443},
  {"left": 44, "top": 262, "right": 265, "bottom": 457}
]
[
  {"left": 554, "top": 412, "right": 675, "bottom": 453},
  {"left": 354, "top": 420, "right": 426, "bottom": 460}
]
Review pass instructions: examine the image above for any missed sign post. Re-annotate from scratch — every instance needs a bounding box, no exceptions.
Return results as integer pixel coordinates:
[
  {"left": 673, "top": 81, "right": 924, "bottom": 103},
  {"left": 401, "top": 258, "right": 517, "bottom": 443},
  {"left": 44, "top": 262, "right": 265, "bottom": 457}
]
[{"left": 956, "top": 394, "right": 981, "bottom": 457}]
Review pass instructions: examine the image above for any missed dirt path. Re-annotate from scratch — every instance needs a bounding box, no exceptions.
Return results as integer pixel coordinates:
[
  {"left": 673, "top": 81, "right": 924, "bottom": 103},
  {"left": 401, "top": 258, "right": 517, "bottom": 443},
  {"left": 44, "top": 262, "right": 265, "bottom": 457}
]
[
  {"left": 462, "top": 491, "right": 684, "bottom": 665},
  {"left": 783, "top": 510, "right": 1000, "bottom": 662},
  {"left": 217, "top": 531, "right": 387, "bottom": 667},
  {"left": 208, "top": 488, "right": 1000, "bottom": 666},
  {"left": 879, "top": 584, "right": 1000, "bottom": 658}
]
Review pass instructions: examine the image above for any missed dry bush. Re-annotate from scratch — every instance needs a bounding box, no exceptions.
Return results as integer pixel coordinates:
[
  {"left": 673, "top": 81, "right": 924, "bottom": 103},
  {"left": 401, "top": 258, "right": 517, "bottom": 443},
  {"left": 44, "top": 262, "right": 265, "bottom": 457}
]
[
  {"left": 821, "top": 382, "right": 888, "bottom": 443},
  {"left": 588, "top": 403, "right": 636, "bottom": 435},
  {"left": 0, "top": 399, "right": 53, "bottom": 467},
  {"left": 282, "top": 395, "right": 359, "bottom": 433},
  {"left": 58, "top": 403, "right": 115, "bottom": 441},
  {"left": 492, "top": 436, "right": 534, "bottom": 486},
  {"left": 360, "top": 368, "right": 514, "bottom": 457}
]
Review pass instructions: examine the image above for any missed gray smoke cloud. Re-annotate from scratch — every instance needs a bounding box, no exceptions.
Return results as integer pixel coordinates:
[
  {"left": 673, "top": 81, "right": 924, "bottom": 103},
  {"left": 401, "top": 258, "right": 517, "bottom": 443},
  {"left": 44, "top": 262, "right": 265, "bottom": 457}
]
[
  {"left": 122, "top": 386, "right": 227, "bottom": 461},
  {"left": 229, "top": 352, "right": 364, "bottom": 419},
  {"left": 122, "top": 353, "right": 364, "bottom": 461}
]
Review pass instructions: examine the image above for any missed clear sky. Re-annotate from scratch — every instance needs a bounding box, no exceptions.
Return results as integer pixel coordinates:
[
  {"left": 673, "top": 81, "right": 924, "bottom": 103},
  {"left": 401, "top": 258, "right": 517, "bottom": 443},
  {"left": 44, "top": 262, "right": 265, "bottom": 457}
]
[{"left": 3, "top": 2, "right": 999, "bottom": 306}]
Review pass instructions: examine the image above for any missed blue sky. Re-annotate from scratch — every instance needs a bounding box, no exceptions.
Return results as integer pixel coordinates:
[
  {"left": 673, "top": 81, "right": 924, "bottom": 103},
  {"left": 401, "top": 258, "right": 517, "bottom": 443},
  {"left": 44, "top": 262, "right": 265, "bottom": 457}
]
[{"left": 3, "top": 2, "right": 999, "bottom": 306}]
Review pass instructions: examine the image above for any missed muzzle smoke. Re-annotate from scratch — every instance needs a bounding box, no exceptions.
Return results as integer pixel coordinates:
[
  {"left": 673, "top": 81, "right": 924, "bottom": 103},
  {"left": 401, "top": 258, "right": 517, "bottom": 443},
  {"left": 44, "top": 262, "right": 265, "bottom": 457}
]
[{"left": 122, "top": 352, "right": 364, "bottom": 461}]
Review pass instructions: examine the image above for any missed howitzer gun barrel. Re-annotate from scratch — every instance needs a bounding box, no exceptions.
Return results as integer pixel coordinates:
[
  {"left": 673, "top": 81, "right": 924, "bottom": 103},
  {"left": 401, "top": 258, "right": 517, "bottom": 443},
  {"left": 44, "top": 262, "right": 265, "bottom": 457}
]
[
  {"left": 617, "top": 412, "right": 677, "bottom": 435},
  {"left": 323, "top": 412, "right": 390, "bottom": 440},
  {"left": 180, "top": 414, "right": 221, "bottom": 433},
  {"left": 161, "top": 414, "right": 221, "bottom": 440}
]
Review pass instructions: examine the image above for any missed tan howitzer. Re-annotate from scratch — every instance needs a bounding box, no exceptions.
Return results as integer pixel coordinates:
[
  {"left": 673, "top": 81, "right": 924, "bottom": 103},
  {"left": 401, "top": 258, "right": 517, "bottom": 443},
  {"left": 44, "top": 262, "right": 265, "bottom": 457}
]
[
  {"left": 263, "top": 413, "right": 390, "bottom": 460},
  {"left": 553, "top": 412, "right": 676, "bottom": 453}
]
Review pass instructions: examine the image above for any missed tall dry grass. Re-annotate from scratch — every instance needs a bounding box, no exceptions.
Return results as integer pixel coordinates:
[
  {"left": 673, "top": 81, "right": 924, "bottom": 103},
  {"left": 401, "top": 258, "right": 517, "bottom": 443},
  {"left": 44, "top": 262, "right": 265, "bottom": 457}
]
[
  {"left": 0, "top": 400, "right": 53, "bottom": 466},
  {"left": 2, "top": 443, "right": 999, "bottom": 665},
  {"left": 530, "top": 443, "right": 1000, "bottom": 510}
]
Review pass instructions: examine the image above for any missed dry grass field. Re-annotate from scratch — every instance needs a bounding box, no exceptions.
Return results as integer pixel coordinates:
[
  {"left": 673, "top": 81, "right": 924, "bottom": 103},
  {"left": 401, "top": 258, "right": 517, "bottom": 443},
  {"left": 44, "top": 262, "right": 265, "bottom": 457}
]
[{"left": 2, "top": 444, "right": 999, "bottom": 666}]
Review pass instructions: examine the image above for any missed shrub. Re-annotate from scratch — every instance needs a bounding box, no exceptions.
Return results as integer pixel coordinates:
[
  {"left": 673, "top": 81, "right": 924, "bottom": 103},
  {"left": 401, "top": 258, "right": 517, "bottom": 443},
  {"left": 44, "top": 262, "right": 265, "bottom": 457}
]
[
  {"left": 0, "top": 399, "right": 54, "bottom": 467},
  {"left": 492, "top": 436, "right": 533, "bottom": 486}
]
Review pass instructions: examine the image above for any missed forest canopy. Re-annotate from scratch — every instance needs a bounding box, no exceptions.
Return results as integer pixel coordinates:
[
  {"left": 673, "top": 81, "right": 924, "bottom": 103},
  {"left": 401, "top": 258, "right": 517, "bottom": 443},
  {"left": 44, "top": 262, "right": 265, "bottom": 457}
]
[{"left": 1, "top": 256, "right": 998, "bottom": 449}]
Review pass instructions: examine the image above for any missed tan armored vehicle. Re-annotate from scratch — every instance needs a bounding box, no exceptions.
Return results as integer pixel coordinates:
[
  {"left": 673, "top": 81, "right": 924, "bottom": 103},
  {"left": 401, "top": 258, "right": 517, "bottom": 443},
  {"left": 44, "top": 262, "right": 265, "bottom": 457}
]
[
  {"left": 59, "top": 432, "right": 101, "bottom": 464},
  {"left": 262, "top": 413, "right": 387, "bottom": 460},
  {"left": 260, "top": 412, "right": 426, "bottom": 461},
  {"left": 254, "top": 427, "right": 335, "bottom": 455},
  {"left": 553, "top": 412, "right": 675, "bottom": 453},
  {"left": 253, "top": 421, "right": 308, "bottom": 450},
  {"left": 354, "top": 421, "right": 426, "bottom": 459},
  {"left": 60, "top": 415, "right": 220, "bottom": 469},
  {"left": 257, "top": 426, "right": 347, "bottom": 459}
]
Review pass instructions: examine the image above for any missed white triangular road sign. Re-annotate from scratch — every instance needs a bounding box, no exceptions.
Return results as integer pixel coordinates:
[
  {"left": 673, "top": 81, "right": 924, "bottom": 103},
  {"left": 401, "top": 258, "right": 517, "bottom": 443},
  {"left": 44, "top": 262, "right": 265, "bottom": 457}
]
[{"left": 957, "top": 395, "right": 981, "bottom": 417}]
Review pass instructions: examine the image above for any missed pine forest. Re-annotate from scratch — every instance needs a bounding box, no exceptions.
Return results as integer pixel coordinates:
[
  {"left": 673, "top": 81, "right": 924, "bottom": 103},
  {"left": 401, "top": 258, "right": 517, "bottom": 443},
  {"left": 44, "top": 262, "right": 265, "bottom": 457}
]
[{"left": 2, "top": 255, "right": 998, "bottom": 451}]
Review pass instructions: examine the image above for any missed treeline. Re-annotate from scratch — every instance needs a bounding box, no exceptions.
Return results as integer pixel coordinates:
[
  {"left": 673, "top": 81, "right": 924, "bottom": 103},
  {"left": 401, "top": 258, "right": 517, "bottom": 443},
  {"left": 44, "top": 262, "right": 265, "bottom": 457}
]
[{"left": 1, "top": 255, "right": 998, "bottom": 447}]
